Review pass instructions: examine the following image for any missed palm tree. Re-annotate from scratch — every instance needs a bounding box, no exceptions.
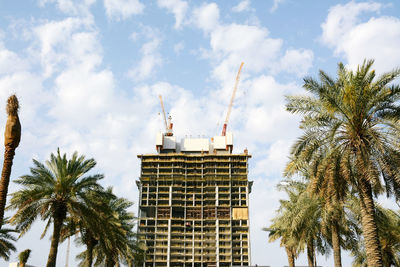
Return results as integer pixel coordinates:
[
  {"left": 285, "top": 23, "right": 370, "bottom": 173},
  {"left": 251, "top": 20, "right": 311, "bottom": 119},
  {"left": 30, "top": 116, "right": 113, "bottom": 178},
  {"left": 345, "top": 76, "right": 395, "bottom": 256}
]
[
  {"left": 0, "top": 222, "right": 16, "bottom": 260},
  {"left": 7, "top": 149, "right": 106, "bottom": 267},
  {"left": 376, "top": 207, "right": 400, "bottom": 267},
  {"left": 286, "top": 146, "right": 352, "bottom": 267},
  {"left": 265, "top": 218, "right": 299, "bottom": 267},
  {"left": 97, "top": 193, "right": 138, "bottom": 267},
  {"left": 348, "top": 197, "right": 400, "bottom": 267},
  {"left": 75, "top": 188, "right": 142, "bottom": 267},
  {"left": 19, "top": 249, "right": 31, "bottom": 267},
  {"left": 286, "top": 60, "right": 400, "bottom": 266},
  {"left": 266, "top": 180, "right": 328, "bottom": 267},
  {"left": 60, "top": 190, "right": 114, "bottom": 267},
  {"left": 0, "top": 95, "right": 21, "bottom": 228}
]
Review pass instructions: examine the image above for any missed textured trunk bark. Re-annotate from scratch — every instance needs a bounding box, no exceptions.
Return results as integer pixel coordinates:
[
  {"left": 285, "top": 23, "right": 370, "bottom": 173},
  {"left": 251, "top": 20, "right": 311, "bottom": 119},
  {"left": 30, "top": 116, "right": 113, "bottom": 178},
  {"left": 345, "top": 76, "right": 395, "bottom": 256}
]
[
  {"left": 106, "top": 257, "right": 115, "bottom": 267},
  {"left": 331, "top": 220, "right": 342, "bottom": 267},
  {"left": 285, "top": 246, "right": 295, "bottom": 267},
  {"left": 46, "top": 215, "right": 63, "bottom": 267},
  {"left": 359, "top": 179, "right": 383, "bottom": 267},
  {"left": 307, "top": 240, "right": 314, "bottom": 267},
  {"left": 0, "top": 147, "right": 15, "bottom": 227},
  {"left": 86, "top": 237, "right": 94, "bottom": 267}
]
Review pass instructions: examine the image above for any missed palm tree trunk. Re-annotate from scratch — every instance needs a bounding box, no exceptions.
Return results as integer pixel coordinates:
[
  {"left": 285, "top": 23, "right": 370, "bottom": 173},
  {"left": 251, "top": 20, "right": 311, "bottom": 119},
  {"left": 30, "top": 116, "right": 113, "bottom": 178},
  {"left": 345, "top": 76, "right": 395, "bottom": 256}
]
[
  {"left": 0, "top": 147, "right": 15, "bottom": 227},
  {"left": 331, "top": 220, "right": 342, "bottom": 267},
  {"left": 20, "top": 263, "right": 26, "bottom": 267},
  {"left": 307, "top": 239, "right": 314, "bottom": 267},
  {"left": 358, "top": 179, "right": 383, "bottom": 267},
  {"left": 285, "top": 246, "right": 295, "bottom": 267},
  {"left": 86, "top": 236, "right": 95, "bottom": 267},
  {"left": 106, "top": 257, "right": 115, "bottom": 267},
  {"left": 46, "top": 215, "right": 64, "bottom": 267}
]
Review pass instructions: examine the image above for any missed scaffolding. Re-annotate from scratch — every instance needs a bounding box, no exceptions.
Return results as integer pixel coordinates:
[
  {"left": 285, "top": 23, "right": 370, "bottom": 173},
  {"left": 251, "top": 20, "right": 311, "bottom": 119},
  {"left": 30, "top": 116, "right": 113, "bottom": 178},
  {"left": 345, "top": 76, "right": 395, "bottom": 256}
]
[{"left": 137, "top": 152, "right": 252, "bottom": 267}]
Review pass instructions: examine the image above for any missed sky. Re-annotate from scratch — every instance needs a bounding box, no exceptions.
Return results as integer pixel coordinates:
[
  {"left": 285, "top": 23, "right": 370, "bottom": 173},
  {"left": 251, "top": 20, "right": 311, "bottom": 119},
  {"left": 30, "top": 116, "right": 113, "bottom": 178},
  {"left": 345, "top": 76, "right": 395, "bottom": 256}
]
[{"left": 0, "top": 0, "right": 400, "bottom": 266}]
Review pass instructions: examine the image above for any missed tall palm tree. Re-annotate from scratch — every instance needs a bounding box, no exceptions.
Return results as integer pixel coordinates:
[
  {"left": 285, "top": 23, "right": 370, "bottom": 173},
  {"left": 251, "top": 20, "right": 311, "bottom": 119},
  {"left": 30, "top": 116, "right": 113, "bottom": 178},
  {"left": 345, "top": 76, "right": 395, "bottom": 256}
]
[
  {"left": 0, "top": 222, "right": 16, "bottom": 260},
  {"left": 376, "top": 207, "right": 400, "bottom": 267},
  {"left": 348, "top": 197, "right": 400, "bottom": 267},
  {"left": 98, "top": 193, "right": 138, "bottom": 267},
  {"left": 7, "top": 149, "right": 106, "bottom": 267},
  {"left": 19, "top": 249, "right": 31, "bottom": 267},
  {"left": 266, "top": 180, "right": 328, "bottom": 267},
  {"left": 286, "top": 146, "right": 353, "bottom": 267},
  {"left": 75, "top": 188, "right": 142, "bottom": 267},
  {"left": 265, "top": 218, "right": 299, "bottom": 267},
  {"left": 60, "top": 189, "right": 114, "bottom": 267},
  {"left": 0, "top": 95, "right": 21, "bottom": 227},
  {"left": 286, "top": 60, "right": 400, "bottom": 266}
]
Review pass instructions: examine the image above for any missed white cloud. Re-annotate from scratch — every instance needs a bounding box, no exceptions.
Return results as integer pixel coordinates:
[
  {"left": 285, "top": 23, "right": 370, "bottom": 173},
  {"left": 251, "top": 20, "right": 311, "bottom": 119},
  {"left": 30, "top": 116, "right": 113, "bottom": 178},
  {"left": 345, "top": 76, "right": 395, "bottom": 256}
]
[
  {"left": 174, "top": 41, "right": 185, "bottom": 54},
  {"left": 252, "top": 140, "right": 292, "bottom": 177},
  {"left": 0, "top": 43, "right": 30, "bottom": 75},
  {"left": 192, "top": 3, "right": 220, "bottom": 33},
  {"left": 270, "top": 0, "right": 284, "bottom": 12},
  {"left": 157, "top": 0, "right": 189, "bottom": 29},
  {"left": 33, "top": 17, "right": 96, "bottom": 77},
  {"left": 103, "top": 0, "right": 144, "bottom": 20},
  {"left": 191, "top": 3, "right": 313, "bottom": 86},
  {"left": 321, "top": 2, "right": 400, "bottom": 73},
  {"left": 277, "top": 49, "right": 314, "bottom": 77},
  {"left": 249, "top": 177, "right": 287, "bottom": 265},
  {"left": 128, "top": 29, "right": 162, "bottom": 81},
  {"left": 240, "top": 75, "right": 300, "bottom": 144},
  {"left": 232, "top": 0, "right": 251, "bottom": 13},
  {"left": 321, "top": 2, "right": 382, "bottom": 48},
  {"left": 210, "top": 24, "right": 282, "bottom": 82},
  {"left": 39, "top": 0, "right": 96, "bottom": 16},
  {"left": 50, "top": 66, "right": 114, "bottom": 125}
]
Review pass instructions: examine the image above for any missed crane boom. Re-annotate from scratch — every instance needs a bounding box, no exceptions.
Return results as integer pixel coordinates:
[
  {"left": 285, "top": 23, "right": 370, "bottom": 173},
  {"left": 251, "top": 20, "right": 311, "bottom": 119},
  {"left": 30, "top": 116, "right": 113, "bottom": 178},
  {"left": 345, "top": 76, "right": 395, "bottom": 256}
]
[
  {"left": 159, "top": 95, "right": 168, "bottom": 132},
  {"left": 222, "top": 62, "right": 244, "bottom": 136}
]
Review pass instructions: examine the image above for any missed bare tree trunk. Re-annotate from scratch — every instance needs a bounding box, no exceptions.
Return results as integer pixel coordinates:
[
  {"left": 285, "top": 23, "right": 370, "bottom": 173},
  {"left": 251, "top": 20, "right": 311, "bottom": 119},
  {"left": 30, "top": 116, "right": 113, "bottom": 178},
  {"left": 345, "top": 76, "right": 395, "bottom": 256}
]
[
  {"left": 331, "top": 220, "right": 342, "bottom": 267},
  {"left": 307, "top": 239, "right": 314, "bottom": 267},
  {"left": 359, "top": 179, "right": 383, "bottom": 267},
  {"left": 106, "top": 257, "right": 115, "bottom": 267},
  {"left": 285, "top": 246, "right": 295, "bottom": 267},
  {"left": 0, "top": 147, "right": 15, "bottom": 227},
  {"left": 86, "top": 239, "right": 93, "bottom": 267},
  {"left": 46, "top": 215, "right": 63, "bottom": 267}
]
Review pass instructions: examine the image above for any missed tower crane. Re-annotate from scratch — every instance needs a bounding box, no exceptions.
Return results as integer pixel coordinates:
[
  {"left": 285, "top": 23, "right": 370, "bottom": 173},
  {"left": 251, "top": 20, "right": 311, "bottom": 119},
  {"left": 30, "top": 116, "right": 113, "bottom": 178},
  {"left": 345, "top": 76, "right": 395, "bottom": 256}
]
[
  {"left": 158, "top": 95, "right": 173, "bottom": 136},
  {"left": 221, "top": 62, "right": 244, "bottom": 136}
]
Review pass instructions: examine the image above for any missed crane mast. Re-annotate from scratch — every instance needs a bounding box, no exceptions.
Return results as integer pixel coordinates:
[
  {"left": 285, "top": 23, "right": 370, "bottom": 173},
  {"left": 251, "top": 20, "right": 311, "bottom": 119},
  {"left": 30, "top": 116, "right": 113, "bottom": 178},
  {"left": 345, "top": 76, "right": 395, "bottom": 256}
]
[
  {"left": 158, "top": 95, "right": 173, "bottom": 136},
  {"left": 222, "top": 62, "right": 244, "bottom": 136},
  {"left": 159, "top": 95, "right": 168, "bottom": 131}
]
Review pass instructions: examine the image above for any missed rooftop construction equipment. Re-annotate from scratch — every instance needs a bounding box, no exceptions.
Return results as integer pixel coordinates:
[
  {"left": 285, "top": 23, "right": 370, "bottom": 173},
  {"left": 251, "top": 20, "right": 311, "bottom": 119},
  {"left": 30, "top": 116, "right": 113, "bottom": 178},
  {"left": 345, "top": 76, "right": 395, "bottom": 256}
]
[
  {"left": 221, "top": 62, "right": 244, "bottom": 136},
  {"left": 159, "top": 95, "right": 173, "bottom": 136}
]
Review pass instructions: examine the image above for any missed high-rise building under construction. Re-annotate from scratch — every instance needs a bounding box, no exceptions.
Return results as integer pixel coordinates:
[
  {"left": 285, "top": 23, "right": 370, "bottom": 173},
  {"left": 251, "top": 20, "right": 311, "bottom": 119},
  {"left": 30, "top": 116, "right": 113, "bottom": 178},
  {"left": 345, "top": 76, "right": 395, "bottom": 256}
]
[{"left": 137, "top": 129, "right": 252, "bottom": 267}]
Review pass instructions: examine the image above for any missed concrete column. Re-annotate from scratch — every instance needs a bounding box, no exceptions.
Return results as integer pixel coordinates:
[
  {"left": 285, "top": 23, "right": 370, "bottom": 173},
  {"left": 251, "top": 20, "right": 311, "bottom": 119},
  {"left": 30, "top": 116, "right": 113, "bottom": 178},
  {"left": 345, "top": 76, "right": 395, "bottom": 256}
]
[
  {"left": 167, "top": 219, "right": 171, "bottom": 267},
  {"left": 216, "top": 219, "right": 220, "bottom": 267}
]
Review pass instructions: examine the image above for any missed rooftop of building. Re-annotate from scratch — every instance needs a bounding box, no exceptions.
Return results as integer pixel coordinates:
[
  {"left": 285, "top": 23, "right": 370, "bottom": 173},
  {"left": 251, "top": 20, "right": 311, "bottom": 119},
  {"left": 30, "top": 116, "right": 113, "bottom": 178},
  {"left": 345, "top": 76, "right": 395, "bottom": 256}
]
[{"left": 149, "top": 131, "right": 250, "bottom": 156}]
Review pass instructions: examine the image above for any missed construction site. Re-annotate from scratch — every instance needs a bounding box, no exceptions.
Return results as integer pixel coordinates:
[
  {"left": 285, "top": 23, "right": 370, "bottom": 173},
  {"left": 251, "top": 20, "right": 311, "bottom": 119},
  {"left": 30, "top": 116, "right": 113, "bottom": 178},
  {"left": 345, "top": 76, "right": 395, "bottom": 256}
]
[{"left": 137, "top": 63, "right": 252, "bottom": 267}]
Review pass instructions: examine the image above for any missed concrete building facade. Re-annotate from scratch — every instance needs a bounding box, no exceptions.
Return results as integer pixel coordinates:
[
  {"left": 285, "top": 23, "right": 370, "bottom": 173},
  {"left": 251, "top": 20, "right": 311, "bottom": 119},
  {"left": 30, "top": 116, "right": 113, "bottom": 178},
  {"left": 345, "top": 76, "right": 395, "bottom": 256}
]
[{"left": 137, "top": 132, "right": 252, "bottom": 267}]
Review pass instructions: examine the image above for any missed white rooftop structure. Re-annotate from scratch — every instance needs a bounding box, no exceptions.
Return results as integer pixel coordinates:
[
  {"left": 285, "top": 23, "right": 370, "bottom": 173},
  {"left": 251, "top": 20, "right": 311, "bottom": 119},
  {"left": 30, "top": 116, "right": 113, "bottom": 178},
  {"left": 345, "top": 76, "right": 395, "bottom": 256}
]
[
  {"left": 9, "top": 263, "right": 37, "bottom": 267},
  {"left": 156, "top": 132, "right": 234, "bottom": 154}
]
